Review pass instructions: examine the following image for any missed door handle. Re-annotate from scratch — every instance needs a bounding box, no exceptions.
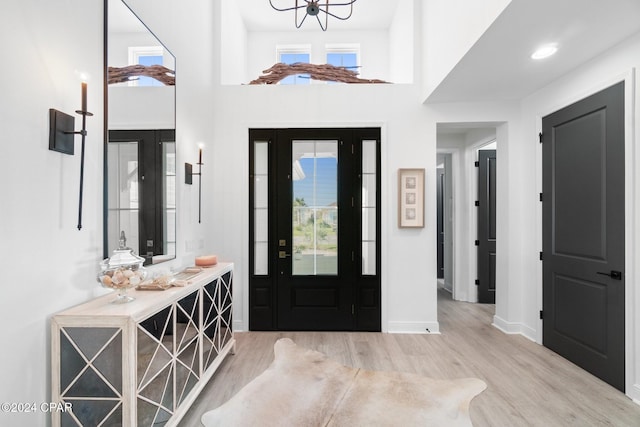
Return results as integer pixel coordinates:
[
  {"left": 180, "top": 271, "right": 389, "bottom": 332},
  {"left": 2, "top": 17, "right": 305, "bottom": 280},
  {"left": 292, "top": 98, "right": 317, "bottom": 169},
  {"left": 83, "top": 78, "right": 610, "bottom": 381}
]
[
  {"left": 279, "top": 251, "right": 291, "bottom": 259},
  {"left": 596, "top": 270, "right": 622, "bottom": 280}
]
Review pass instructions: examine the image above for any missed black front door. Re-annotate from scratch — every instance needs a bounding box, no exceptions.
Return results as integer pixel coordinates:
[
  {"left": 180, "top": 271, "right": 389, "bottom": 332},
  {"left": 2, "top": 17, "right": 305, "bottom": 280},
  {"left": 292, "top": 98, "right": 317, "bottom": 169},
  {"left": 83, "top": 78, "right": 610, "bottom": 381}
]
[
  {"left": 249, "top": 128, "right": 381, "bottom": 331},
  {"left": 477, "top": 149, "right": 496, "bottom": 303},
  {"left": 542, "top": 81, "right": 625, "bottom": 391}
]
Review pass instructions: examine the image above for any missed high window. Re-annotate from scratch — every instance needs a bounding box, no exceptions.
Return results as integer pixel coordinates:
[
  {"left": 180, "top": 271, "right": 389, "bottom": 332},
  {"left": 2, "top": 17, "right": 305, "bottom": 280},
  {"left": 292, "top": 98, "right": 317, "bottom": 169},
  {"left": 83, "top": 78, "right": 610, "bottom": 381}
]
[
  {"left": 277, "top": 45, "right": 311, "bottom": 85},
  {"left": 128, "top": 46, "right": 164, "bottom": 87},
  {"left": 326, "top": 44, "right": 360, "bottom": 83}
]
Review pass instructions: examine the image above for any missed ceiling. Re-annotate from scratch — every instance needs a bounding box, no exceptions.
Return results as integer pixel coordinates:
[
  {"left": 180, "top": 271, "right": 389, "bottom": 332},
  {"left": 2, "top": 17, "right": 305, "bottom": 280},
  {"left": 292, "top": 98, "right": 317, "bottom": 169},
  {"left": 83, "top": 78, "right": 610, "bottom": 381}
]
[
  {"left": 426, "top": 0, "right": 640, "bottom": 103},
  {"left": 236, "top": 0, "right": 401, "bottom": 32}
]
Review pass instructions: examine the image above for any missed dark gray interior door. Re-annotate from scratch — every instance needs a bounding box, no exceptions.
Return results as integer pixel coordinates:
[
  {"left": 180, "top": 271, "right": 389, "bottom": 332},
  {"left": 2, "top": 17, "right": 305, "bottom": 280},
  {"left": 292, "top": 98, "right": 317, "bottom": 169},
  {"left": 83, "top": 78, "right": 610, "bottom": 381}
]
[
  {"left": 477, "top": 149, "right": 496, "bottom": 303},
  {"left": 542, "top": 81, "right": 625, "bottom": 391}
]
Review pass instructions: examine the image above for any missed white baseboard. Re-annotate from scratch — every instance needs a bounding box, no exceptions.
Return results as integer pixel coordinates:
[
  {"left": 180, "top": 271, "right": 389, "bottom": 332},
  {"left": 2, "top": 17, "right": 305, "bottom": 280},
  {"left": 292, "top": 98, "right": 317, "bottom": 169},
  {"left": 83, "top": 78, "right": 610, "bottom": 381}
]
[
  {"left": 630, "top": 383, "right": 640, "bottom": 404},
  {"left": 233, "top": 319, "right": 245, "bottom": 332},
  {"left": 387, "top": 321, "right": 440, "bottom": 334},
  {"left": 492, "top": 315, "right": 537, "bottom": 342}
]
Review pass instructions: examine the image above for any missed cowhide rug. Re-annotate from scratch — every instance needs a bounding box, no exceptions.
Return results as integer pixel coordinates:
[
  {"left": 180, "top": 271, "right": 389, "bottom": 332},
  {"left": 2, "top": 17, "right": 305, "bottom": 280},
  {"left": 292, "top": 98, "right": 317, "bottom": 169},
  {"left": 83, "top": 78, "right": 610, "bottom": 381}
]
[{"left": 201, "top": 338, "right": 486, "bottom": 427}]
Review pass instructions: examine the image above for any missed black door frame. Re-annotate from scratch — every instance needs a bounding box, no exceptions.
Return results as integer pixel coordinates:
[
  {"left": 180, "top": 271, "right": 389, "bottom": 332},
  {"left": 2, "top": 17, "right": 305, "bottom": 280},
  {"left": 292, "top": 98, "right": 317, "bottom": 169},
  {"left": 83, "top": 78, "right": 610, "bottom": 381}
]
[{"left": 248, "top": 128, "right": 381, "bottom": 331}]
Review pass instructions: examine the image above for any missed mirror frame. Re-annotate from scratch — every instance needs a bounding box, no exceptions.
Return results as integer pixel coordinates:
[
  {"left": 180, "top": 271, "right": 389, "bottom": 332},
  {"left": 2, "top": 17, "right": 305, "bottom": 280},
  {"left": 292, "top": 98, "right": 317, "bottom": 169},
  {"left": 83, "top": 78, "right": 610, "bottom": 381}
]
[{"left": 103, "top": 0, "right": 177, "bottom": 263}]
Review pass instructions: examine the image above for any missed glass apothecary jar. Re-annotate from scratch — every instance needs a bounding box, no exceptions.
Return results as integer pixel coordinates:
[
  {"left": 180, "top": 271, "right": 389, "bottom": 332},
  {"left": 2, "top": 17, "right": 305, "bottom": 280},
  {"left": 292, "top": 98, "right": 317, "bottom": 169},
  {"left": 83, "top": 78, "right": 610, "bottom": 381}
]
[{"left": 97, "top": 232, "right": 147, "bottom": 303}]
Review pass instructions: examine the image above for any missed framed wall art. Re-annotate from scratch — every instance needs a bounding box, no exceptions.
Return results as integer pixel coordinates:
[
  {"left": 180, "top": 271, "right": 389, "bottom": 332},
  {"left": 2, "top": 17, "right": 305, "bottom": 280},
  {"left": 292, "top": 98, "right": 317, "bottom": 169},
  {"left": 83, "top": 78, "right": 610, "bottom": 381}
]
[{"left": 398, "top": 168, "right": 425, "bottom": 228}]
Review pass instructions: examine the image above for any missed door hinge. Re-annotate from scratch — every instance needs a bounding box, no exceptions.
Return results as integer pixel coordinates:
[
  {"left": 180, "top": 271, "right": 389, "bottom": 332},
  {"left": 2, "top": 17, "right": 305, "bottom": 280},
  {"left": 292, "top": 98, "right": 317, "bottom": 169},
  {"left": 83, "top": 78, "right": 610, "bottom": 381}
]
[
  {"left": 539, "top": 132, "right": 543, "bottom": 143},
  {"left": 539, "top": 251, "right": 544, "bottom": 260},
  {"left": 352, "top": 304, "right": 355, "bottom": 315},
  {"left": 539, "top": 193, "right": 543, "bottom": 202},
  {"left": 475, "top": 200, "right": 480, "bottom": 207},
  {"left": 539, "top": 310, "right": 544, "bottom": 319},
  {"left": 475, "top": 279, "right": 479, "bottom": 286},
  {"left": 352, "top": 197, "right": 354, "bottom": 207},
  {"left": 352, "top": 144, "right": 354, "bottom": 154},
  {"left": 352, "top": 251, "right": 355, "bottom": 262},
  {"left": 474, "top": 161, "right": 480, "bottom": 167},
  {"left": 475, "top": 240, "right": 480, "bottom": 246}
]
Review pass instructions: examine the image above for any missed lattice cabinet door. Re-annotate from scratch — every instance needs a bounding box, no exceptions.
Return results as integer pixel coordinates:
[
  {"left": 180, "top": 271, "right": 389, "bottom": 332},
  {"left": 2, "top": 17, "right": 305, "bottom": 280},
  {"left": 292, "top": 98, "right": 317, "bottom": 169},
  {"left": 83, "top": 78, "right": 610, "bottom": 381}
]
[
  {"left": 136, "top": 289, "right": 201, "bottom": 426},
  {"left": 202, "top": 270, "right": 234, "bottom": 371},
  {"left": 219, "top": 271, "right": 234, "bottom": 352},
  {"left": 52, "top": 319, "right": 132, "bottom": 426}
]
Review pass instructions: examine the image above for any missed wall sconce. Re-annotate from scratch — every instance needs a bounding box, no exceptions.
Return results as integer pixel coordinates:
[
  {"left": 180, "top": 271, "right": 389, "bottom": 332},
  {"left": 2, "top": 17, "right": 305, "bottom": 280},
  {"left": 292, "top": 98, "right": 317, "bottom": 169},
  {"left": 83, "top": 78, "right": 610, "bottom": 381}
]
[
  {"left": 49, "top": 81, "right": 93, "bottom": 230},
  {"left": 185, "top": 144, "right": 204, "bottom": 223}
]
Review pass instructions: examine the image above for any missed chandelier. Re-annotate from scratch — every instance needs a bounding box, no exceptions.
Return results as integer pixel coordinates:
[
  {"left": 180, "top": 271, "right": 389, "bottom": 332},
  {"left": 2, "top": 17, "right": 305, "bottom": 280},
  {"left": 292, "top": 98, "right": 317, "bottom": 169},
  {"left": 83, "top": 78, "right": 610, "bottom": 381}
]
[{"left": 269, "top": 0, "right": 357, "bottom": 31}]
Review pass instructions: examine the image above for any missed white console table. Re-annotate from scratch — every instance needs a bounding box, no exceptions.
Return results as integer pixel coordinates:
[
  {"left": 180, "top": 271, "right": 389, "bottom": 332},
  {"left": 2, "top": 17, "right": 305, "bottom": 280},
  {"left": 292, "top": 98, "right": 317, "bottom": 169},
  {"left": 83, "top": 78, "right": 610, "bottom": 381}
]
[{"left": 51, "top": 262, "right": 234, "bottom": 427}]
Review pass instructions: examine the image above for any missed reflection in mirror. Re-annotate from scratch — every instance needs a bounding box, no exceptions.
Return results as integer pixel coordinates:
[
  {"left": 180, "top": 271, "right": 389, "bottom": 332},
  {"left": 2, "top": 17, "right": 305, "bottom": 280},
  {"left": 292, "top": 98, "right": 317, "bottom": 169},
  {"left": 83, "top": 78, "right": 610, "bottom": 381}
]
[{"left": 105, "top": 0, "right": 176, "bottom": 264}]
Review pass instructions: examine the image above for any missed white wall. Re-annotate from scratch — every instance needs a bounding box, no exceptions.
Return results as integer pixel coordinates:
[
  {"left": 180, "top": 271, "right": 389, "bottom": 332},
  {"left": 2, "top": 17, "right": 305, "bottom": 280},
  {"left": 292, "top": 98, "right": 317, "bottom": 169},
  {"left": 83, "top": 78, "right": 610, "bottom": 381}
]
[
  {"left": 0, "top": 1, "right": 104, "bottom": 425},
  {"left": 422, "top": 0, "right": 511, "bottom": 100},
  {"left": 109, "top": 87, "right": 175, "bottom": 129},
  {"left": 220, "top": 0, "right": 248, "bottom": 85},
  {"left": 388, "top": 0, "right": 414, "bottom": 84}
]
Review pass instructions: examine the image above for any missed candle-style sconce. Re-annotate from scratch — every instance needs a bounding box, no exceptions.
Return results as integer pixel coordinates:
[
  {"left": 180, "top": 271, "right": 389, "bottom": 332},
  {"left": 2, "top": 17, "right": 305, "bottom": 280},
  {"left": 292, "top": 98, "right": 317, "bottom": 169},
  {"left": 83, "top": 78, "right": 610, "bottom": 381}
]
[
  {"left": 185, "top": 144, "right": 204, "bottom": 223},
  {"left": 49, "top": 82, "right": 93, "bottom": 230}
]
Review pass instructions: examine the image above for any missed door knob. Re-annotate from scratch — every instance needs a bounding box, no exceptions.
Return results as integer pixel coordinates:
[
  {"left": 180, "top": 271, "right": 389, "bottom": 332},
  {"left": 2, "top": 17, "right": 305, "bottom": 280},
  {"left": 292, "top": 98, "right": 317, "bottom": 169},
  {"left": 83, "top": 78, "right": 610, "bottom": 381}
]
[
  {"left": 596, "top": 270, "right": 622, "bottom": 280},
  {"left": 279, "top": 251, "right": 291, "bottom": 259}
]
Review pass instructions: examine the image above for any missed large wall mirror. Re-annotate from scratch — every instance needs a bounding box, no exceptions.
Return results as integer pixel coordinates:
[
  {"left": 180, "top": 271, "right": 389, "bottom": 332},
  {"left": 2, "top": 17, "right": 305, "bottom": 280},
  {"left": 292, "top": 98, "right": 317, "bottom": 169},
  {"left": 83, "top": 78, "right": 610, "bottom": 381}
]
[{"left": 104, "top": 0, "right": 176, "bottom": 264}]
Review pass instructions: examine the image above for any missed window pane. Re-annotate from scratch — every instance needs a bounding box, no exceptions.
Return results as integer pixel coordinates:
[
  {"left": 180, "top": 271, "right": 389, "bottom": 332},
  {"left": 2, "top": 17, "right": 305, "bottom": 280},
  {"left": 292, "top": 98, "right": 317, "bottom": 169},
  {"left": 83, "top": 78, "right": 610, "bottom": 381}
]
[
  {"left": 279, "top": 52, "right": 310, "bottom": 85},
  {"left": 362, "top": 174, "right": 376, "bottom": 208},
  {"left": 254, "top": 243, "right": 268, "bottom": 275},
  {"left": 362, "top": 207, "right": 376, "bottom": 241},
  {"left": 254, "top": 208, "right": 268, "bottom": 242},
  {"left": 137, "top": 54, "right": 163, "bottom": 86},
  {"left": 362, "top": 242, "right": 376, "bottom": 275},
  {"left": 362, "top": 140, "right": 377, "bottom": 173},
  {"left": 326, "top": 52, "right": 358, "bottom": 84},
  {"left": 327, "top": 52, "right": 357, "bottom": 69},
  {"left": 292, "top": 140, "right": 338, "bottom": 275}
]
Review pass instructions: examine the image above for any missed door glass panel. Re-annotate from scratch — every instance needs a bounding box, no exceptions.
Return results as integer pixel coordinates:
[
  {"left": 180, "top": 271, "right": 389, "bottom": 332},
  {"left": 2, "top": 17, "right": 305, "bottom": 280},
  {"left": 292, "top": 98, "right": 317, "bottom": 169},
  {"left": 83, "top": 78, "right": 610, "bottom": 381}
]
[
  {"left": 254, "top": 141, "right": 269, "bottom": 275},
  {"left": 163, "top": 142, "right": 176, "bottom": 258},
  {"left": 107, "top": 141, "right": 140, "bottom": 252},
  {"left": 292, "top": 140, "right": 338, "bottom": 276},
  {"left": 362, "top": 140, "right": 377, "bottom": 275}
]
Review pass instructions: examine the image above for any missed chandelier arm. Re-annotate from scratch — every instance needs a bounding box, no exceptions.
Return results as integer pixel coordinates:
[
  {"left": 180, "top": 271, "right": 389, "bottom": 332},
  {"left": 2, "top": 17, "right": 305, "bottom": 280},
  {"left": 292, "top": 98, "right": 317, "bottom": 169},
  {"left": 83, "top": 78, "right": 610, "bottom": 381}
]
[
  {"left": 318, "top": 1, "right": 354, "bottom": 21},
  {"left": 319, "top": 0, "right": 356, "bottom": 6},
  {"left": 315, "top": 11, "right": 328, "bottom": 31},
  {"left": 269, "top": 0, "right": 307, "bottom": 12},
  {"left": 296, "top": 11, "right": 310, "bottom": 29},
  {"left": 319, "top": 8, "right": 353, "bottom": 21}
]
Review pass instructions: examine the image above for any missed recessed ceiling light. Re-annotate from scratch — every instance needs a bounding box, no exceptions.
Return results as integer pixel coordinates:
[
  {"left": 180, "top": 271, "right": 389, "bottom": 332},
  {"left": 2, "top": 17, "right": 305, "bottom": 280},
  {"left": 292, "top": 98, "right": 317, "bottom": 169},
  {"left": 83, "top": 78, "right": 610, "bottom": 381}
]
[{"left": 531, "top": 44, "right": 558, "bottom": 60}]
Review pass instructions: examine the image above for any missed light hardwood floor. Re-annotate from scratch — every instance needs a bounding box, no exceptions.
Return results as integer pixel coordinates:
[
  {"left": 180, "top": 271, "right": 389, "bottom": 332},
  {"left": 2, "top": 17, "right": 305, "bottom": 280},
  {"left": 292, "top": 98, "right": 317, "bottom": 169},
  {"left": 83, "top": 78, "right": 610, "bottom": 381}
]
[{"left": 181, "top": 289, "right": 640, "bottom": 426}]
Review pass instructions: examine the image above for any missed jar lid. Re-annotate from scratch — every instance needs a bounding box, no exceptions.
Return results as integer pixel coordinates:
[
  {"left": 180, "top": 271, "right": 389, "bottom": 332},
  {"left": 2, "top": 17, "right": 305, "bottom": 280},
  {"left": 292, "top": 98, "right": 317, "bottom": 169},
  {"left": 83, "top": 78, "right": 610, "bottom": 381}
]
[{"left": 101, "top": 231, "right": 145, "bottom": 269}]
